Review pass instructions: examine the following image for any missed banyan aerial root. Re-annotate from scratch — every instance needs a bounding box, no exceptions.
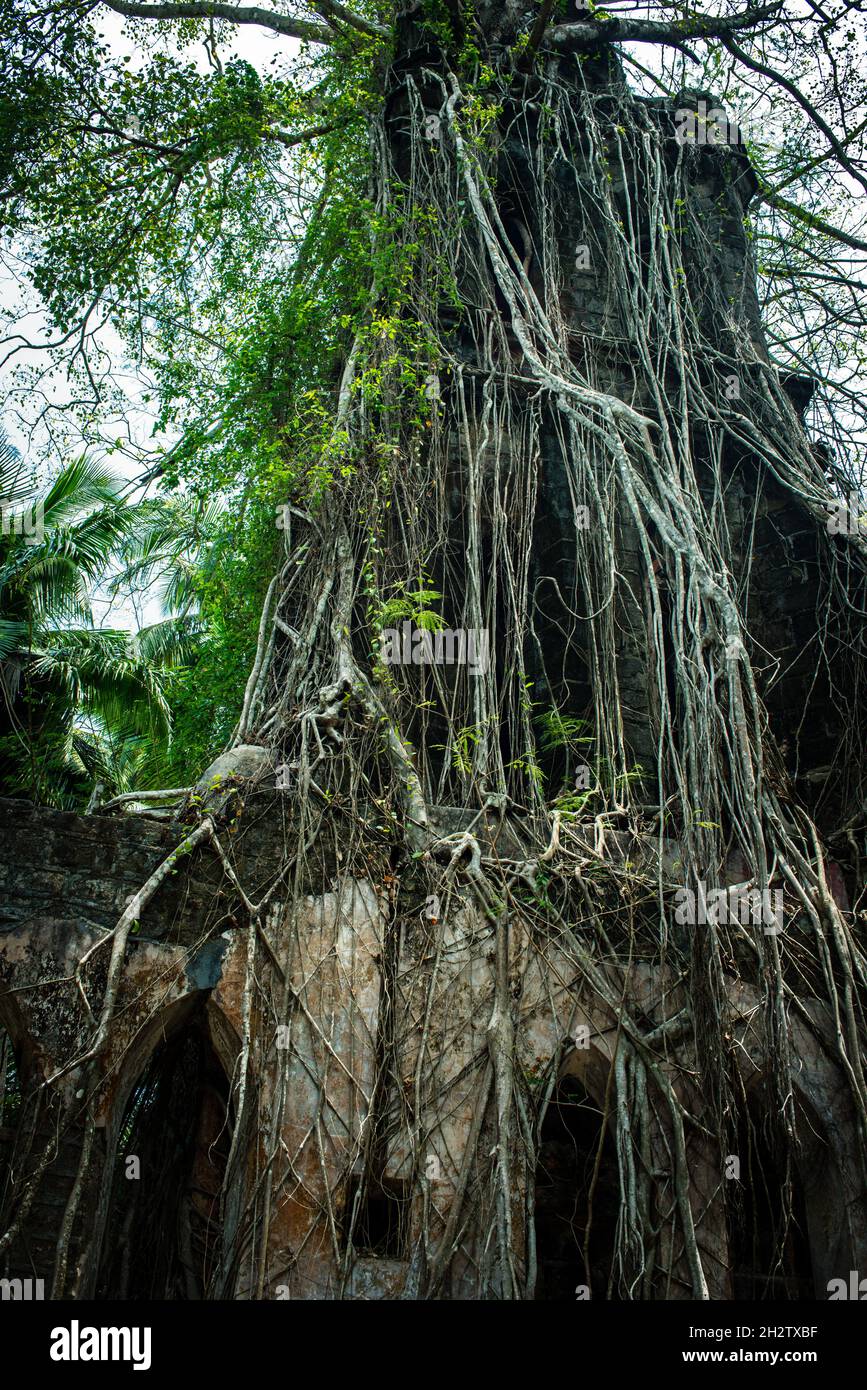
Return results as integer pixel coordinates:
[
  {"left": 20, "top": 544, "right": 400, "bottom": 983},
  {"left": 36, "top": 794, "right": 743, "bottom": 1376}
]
[{"left": 6, "top": 59, "right": 867, "bottom": 1300}]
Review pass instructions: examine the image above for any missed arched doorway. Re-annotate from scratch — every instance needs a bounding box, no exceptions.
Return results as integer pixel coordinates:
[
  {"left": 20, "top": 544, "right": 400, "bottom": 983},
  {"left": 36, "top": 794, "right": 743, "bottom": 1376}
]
[
  {"left": 0, "top": 992, "right": 54, "bottom": 1288},
  {"left": 97, "top": 1006, "right": 235, "bottom": 1299},
  {"left": 534, "top": 1072, "right": 620, "bottom": 1299},
  {"left": 728, "top": 1085, "right": 815, "bottom": 1299}
]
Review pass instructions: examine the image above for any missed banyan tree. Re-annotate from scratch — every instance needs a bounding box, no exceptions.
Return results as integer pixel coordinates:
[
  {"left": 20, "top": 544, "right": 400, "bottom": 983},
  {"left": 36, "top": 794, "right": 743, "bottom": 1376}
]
[{"left": 1, "top": 0, "right": 867, "bottom": 1301}]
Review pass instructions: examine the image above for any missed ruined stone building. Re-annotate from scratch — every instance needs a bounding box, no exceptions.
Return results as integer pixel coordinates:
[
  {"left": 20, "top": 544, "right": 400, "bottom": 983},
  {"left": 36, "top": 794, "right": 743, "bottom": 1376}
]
[{"left": 1, "top": 8, "right": 867, "bottom": 1301}]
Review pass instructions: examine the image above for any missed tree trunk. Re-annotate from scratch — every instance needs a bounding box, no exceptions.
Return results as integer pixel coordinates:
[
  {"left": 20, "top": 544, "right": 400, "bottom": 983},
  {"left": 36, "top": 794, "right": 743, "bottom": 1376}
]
[{"left": 2, "top": 1, "right": 867, "bottom": 1302}]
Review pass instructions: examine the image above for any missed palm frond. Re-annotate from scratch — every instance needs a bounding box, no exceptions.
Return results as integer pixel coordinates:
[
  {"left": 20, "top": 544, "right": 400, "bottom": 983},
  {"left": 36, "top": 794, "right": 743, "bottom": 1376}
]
[
  {"left": 0, "top": 616, "right": 27, "bottom": 663},
  {"left": 134, "top": 614, "right": 204, "bottom": 669},
  {"left": 39, "top": 454, "right": 121, "bottom": 530}
]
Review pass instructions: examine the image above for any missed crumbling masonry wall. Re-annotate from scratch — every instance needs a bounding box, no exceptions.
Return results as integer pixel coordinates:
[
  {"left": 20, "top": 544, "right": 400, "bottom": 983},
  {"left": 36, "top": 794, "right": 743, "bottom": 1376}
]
[{"left": 1, "top": 781, "right": 864, "bottom": 1298}]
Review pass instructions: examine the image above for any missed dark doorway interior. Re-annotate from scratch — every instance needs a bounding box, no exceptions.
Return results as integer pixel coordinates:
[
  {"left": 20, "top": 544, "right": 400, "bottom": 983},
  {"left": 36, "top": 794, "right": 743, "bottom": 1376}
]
[
  {"left": 0, "top": 1023, "right": 22, "bottom": 1203},
  {"left": 343, "top": 1174, "right": 409, "bottom": 1258},
  {"left": 98, "top": 1009, "right": 232, "bottom": 1299},
  {"left": 534, "top": 1073, "right": 620, "bottom": 1299},
  {"left": 729, "top": 1092, "right": 815, "bottom": 1299}
]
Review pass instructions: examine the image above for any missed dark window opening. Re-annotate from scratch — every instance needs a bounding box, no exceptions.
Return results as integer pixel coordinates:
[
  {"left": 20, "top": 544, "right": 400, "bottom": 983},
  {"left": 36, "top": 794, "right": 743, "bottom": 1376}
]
[
  {"left": 650, "top": 550, "right": 684, "bottom": 766},
  {"left": 97, "top": 1011, "right": 232, "bottom": 1300},
  {"left": 343, "top": 1175, "right": 409, "bottom": 1258},
  {"left": 534, "top": 1074, "right": 620, "bottom": 1300},
  {"left": 0, "top": 1025, "right": 22, "bottom": 1205},
  {"left": 501, "top": 215, "right": 533, "bottom": 276},
  {"left": 657, "top": 585, "right": 679, "bottom": 724},
  {"left": 0, "top": 1025, "right": 21, "bottom": 1132},
  {"left": 729, "top": 1094, "right": 814, "bottom": 1299},
  {"left": 492, "top": 192, "right": 539, "bottom": 317}
]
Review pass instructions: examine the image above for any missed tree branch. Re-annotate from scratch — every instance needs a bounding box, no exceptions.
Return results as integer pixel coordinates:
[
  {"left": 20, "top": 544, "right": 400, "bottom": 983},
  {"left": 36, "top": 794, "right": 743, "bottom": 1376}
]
[
  {"left": 98, "top": 0, "right": 338, "bottom": 45},
  {"left": 267, "top": 118, "right": 353, "bottom": 147},
  {"left": 755, "top": 182, "right": 867, "bottom": 253},
  {"left": 311, "top": 0, "right": 387, "bottom": 40},
  {"left": 524, "top": 0, "right": 556, "bottom": 60},
  {"left": 546, "top": 3, "right": 784, "bottom": 51},
  {"left": 721, "top": 30, "right": 867, "bottom": 198}
]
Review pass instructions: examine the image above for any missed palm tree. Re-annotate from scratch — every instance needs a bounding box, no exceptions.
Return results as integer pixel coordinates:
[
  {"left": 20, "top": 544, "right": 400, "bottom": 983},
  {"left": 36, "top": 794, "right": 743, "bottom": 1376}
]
[
  {"left": 104, "top": 492, "right": 229, "bottom": 792},
  {"left": 0, "top": 443, "right": 174, "bottom": 807}
]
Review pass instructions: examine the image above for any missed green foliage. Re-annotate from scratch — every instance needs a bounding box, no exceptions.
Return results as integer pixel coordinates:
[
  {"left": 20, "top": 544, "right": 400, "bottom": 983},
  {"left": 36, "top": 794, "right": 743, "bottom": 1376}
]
[
  {"left": 535, "top": 708, "right": 593, "bottom": 754},
  {"left": 1, "top": 3, "right": 402, "bottom": 792},
  {"left": 0, "top": 4, "right": 472, "bottom": 794},
  {"left": 152, "top": 497, "right": 277, "bottom": 784},
  {"left": 0, "top": 445, "right": 176, "bottom": 806},
  {"left": 551, "top": 760, "right": 645, "bottom": 818},
  {"left": 376, "top": 583, "right": 444, "bottom": 632},
  {"left": 452, "top": 723, "right": 482, "bottom": 777},
  {"left": 506, "top": 754, "right": 545, "bottom": 790}
]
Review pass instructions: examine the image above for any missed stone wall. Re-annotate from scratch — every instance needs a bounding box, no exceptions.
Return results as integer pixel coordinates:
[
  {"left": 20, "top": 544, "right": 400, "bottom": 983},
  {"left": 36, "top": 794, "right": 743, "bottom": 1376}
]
[{"left": 1, "top": 790, "right": 864, "bottom": 1299}]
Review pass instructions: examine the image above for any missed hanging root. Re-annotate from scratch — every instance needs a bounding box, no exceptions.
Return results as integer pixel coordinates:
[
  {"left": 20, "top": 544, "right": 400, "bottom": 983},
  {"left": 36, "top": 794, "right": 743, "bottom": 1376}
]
[{"left": 8, "top": 52, "right": 867, "bottom": 1300}]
